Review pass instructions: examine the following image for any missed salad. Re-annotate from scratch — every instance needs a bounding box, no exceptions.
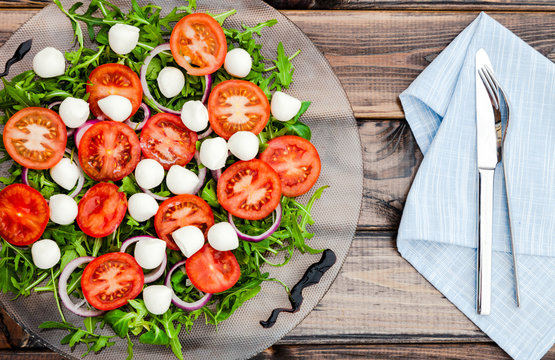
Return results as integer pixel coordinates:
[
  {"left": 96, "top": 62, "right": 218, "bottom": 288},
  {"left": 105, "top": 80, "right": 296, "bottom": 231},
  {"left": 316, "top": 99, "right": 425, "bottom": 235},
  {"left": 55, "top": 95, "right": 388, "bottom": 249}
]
[{"left": 0, "top": 0, "right": 326, "bottom": 359}]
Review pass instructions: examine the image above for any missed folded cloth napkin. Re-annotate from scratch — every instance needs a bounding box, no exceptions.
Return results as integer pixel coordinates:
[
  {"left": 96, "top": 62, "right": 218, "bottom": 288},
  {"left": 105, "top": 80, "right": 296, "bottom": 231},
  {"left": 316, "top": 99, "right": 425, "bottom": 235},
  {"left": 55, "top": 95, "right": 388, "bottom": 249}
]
[{"left": 398, "top": 12, "right": 554, "bottom": 360}]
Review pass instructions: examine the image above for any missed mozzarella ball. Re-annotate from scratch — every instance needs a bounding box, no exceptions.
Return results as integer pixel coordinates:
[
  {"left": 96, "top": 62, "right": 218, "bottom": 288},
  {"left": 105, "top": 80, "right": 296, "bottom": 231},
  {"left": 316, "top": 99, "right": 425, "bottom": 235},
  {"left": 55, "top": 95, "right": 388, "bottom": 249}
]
[
  {"left": 58, "top": 97, "right": 90, "bottom": 128},
  {"left": 108, "top": 24, "right": 140, "bottom": 55},
  {"left": 128, "top": 193, "right": 159, "bottom": 222},
  {"left": 50, "top": 158, "right": 80, "bottom": 191},
  {"left": 134, "top": 238, "right": 166, "bottom": 270},
  {"left": 98, "top": 95, "right": 132, "bottom": 122},
  {"left": 166, "top": 165, "right": 200, "bottom": 195},
  {"left": 271, "top": 91, "right": 302, "bottom": 122},
  {"left": 207, "top": 222, "right": 239, "bottom": 251},
  {"left": 181, "top": 100, "right": 208, "bottom": 132},
  {"left": 33, "top": 47, "right": 65, "bottom": 78},
  {"left": 224, "top": 48, "right": 252, "bottom": 78},
  {"left": 157, "top": 67, "right": 185, "bottom": 98},
  {"left": 172, "top": 226, "right": 204, "bottom": 258},
  {"left": 31, "top": 239, "right": 61, "bottom": 270},
  {"left": 135, "top": 159, "right": 165, "bottom": 190},
  {"left": 49, "top": 194, "right": 78, "bottom": 225},
  {"left": 227, "top": 131, "right": 259, "bottom": 161},
  {"left": 143, "top": 285, "right": 172, "bottom": 315},
  {"left": 200, "top": 137, "right": 228, "bottom": 170}
]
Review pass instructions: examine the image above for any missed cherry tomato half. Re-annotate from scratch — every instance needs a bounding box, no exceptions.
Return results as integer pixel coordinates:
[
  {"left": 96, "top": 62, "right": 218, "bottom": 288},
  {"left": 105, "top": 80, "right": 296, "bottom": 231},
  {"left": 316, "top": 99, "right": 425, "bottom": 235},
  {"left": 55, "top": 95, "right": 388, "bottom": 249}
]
[
  {"left": 169, "top": 13, "right": 227, "bottom": 76},
  {"left": 78, "top": 121, "right": 141, "bottom": 181},
  {"left": 3, "top": 107, "right": 67, "bottom": 169},
  {"left": 208, "top": 80, "right": 270, "bottom": 139},
  {"left": 139, "top": 113, "right": 198, "bottom": 170},
  {"left": 77, "top": 182, "right": 128, "bottom": 238},
  {"left": 86, "top": 63, "right": 143, "bottom": 121},
  {"left": 217, "top": 159, "right": 281, "bottom": 220},
  {"left": 186, "top": 243, "right": 240, "bottom": 293},
  {"left": 154, "top": 194, "right": 215, "bottom": 251},
  {"left": 0, "top": 184, "right": 49, "bottom": 246},
  {"left": 81, "top": 252, "right": 144, "bottom": 311},
  {"left": 259, "top": 135, "right": 321, "bottom": 197}
]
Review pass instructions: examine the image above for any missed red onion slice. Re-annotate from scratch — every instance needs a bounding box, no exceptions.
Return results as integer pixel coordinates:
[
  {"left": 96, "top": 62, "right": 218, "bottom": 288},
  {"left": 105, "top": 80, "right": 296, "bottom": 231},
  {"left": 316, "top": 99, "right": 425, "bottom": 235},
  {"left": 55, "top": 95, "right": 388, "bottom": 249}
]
[
  {"left": 228, "top": 204, "right": 282, "bottom": 242},
  {"left": 211, "top": 169, "right": 222, "bottom": 182},
  {"left": 48, "top": 101, "right": 61, "bottom": 109},
  {"left": 124, "top": 103, "right": 151, "bottom": 131},
  {"left": 59, "top": 256, "right": 104, "bottom": 317},
  {"left": 74, "top": 119, "right": 101, "bottom": 148},
  {"left": 197, "top": 126, "right": 213, "bottom": 140},
  {"left": 120, "top": 235, "right": 158, "bottom": 253},
  {"left": 21, "top": 167, "right": 29, "bottom": 186},
  {"left": 64, "top": 148, "right": 85, "bottom": 198},
  {"left": 139, "top": 186, "right": 170, "bottom": 201},
  {"left": 120, "top": 235, "right": 167, "bottom": 283},
  {"left": 201, "top": 74, "right": 213, "bottom": 104},
  {"left": 165, "top": 260, "right": 212, "bottom": 311}
]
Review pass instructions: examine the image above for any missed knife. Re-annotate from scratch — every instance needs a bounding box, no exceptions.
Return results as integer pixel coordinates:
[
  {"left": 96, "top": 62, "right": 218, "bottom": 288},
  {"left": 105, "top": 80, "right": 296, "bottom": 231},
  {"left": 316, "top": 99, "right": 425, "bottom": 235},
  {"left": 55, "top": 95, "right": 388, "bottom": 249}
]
[{"left": 475, "top": 48, "right": 497, "bottom": 315}]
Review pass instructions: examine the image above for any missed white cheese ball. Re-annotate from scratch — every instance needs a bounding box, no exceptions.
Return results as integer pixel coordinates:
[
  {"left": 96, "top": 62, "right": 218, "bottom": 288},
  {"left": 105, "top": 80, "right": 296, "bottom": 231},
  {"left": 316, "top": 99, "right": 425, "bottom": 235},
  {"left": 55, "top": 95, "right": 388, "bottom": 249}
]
[
  {"left": 108, "top": 24, "right": 140, "bottom": 55},
  {"left": 31, "top": 239, "right": 61, "bottom": 270},
  {"left": 50, "top": 158, "right": 80, "bottom": 191},
  {"left": 271, "top": 91, "right": 302, "bottom": 122},
  {"left": 166, "top": 165, "right": 200, "bottom": 195},
  {"left": 134, "top": 238, "right": 166, "bottom": 270},
  {"left": 135, "top": 159, "right": 165, "bottom": 190},
  {"left": 33, "top": 47, "right": 65, "bottom": 78},
  {"left": 49, "top": 194, "right": 78, "bottom": 225},
  {"left": 199, "top": 137, "right": 228, "bottom": 170},
  {"left": 157, "top": 67, "right": 185, "bottom": 98},
  {"left": 207, "top": 222, "right": 239, "bottom": 251},
  {"left": 181, "top": 100, "right": 208, "bottom": 132},
  {"left": 98, "top": 95, "right": 132, "bottom": 122},
  {"left": 172, "top": 226, "right": 204, "bottom": 258},
  {"left": 58, "top": 97, "right": 90, "bottom": 128},
  {"left": 227, "top": 131, "right": 259, "bottom": 161},
  {"left": 128, "top": 193, "right": 159, "bottom": 222},
  {"left": 143, "top": 285, "right": 172, "bottom": 315},
  {"left": 224, "top": 48, "right": 252, "bottom": 78}
]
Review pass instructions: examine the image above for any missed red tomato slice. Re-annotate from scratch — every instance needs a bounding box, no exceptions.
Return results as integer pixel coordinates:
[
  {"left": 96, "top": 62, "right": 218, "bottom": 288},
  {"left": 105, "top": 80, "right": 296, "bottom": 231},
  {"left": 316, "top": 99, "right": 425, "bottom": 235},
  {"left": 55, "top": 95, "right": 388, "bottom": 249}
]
[
  {"left": 139, "top": 113, "right": 198, "bottom": 170},
  {"left": 208, "top": 80, "right": 270, "bottom": 139},
  {"left": 169, "top": 13, "right": 227, "bottom": 76},
  {"left": 259, "top": 135, "right": 321, "bottom": 197},
  {"left": 78, "top": 121, "right": 141, "bottom": 181},
  {"left": 217, "top": 159, "right": 281, "bottom": 220},
  {"left": 81, "top": 252, "right": 144, "bottom": 311},
  {"left": 186, "top": 243, "right": 240, "bottom": 293},
  {"left": 3, "top": 107, "right": 67, "bottom": 170},
  {"left": 77, "top": 182, "right": 127, "bottom": 238},
  {"left": 154, "top": 194, "right": 214, "bottom": 251},
  {"left": 86, "top": 63, "right": 143, "bottom": 121},
  {"left": 0, "top": 184, "right": 49, "bottom": 246}
]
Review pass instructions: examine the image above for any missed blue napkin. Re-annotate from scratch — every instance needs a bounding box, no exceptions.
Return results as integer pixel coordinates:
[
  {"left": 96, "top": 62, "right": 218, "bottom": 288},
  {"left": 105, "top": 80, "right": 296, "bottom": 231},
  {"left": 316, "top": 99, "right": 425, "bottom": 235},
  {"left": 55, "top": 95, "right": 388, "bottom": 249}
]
[{"left": 398, "top": 13, "right": 554, "bottom": 360}]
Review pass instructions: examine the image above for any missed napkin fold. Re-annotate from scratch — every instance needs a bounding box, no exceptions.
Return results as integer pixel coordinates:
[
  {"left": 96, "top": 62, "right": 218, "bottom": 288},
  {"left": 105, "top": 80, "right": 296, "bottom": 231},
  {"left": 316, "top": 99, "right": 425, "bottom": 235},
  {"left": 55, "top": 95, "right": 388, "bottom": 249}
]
[{"left": 398, "top": 13, "right": 555, "bottom": 360}]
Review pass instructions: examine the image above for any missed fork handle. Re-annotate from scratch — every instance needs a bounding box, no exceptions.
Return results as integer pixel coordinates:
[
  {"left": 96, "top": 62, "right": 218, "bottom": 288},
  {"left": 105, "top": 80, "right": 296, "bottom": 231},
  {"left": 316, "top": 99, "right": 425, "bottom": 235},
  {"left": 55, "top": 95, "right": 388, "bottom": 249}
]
[{"left": 478, "top": 168, "right": 494, "bottom": 315}]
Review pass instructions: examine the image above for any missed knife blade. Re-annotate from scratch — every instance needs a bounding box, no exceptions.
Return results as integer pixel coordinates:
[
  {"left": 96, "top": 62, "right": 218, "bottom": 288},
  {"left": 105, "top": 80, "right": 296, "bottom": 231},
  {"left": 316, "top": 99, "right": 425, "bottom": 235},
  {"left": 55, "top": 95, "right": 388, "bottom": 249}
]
[{"left": 475, "top": 48, "right": 497, "bottom": 315}]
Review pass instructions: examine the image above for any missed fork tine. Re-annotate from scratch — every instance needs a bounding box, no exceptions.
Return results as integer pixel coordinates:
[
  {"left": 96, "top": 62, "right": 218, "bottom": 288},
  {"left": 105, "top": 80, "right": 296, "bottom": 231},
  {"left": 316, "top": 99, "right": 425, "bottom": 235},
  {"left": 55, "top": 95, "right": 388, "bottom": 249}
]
[{"left": 478, "top": 67, "right": 500, "bottom": 109}]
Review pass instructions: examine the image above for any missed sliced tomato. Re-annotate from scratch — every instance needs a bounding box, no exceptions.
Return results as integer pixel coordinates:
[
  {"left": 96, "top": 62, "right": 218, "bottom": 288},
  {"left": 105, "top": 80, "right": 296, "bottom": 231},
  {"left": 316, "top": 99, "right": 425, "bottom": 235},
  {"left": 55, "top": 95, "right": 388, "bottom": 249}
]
[
  {"left": 81, "top": 252, "right": 144, "bottom": 311},
  {"left": 208, "top": 80, "right": 270, "bottom": 139},
  {"left": 186, "top": 243, "right": 240, "bottom": 293},
  {"left": 217, "top": 159, "right": 281, "bottom": 220},
  {"left": 154, "top": 194, "right": 214, "bottom": 251},
  {"left": 140, "top": 113, "right": 198, "bottom": 170},
  {"left": 77, "top": 182, "right": 127, "bottom": 238},
  {"left": 169, "top": 13, "right": 227, "bottom": 76},
  {"left": 86, "top": 63, "right": 143, "bottom": 121},
  {"left": 3, "top": 107, "right": 67, "bottom": 170},
  {"left": 259, "top": 135, "right": 321, "bottom": 197},
  {"left": 78, "top": 121, "right": 141, "bottom": 181},
  {"left": 0, "top": 184, "right": 49, "bottom": 246}
]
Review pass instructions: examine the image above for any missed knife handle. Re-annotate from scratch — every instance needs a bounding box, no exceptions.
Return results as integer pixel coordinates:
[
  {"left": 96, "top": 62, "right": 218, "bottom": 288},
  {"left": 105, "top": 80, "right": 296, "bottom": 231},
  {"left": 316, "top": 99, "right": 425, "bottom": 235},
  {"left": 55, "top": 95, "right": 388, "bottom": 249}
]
[{"left": 477, "top": 168, "right": 494, "bottom": 315}]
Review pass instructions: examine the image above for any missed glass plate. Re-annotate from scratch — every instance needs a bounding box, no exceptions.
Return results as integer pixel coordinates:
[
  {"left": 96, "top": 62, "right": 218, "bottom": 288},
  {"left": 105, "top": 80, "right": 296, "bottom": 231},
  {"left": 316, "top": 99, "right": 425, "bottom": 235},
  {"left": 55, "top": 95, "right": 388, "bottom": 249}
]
[{"left": 0, "top": 1, "right": 363, "bottom": 359}]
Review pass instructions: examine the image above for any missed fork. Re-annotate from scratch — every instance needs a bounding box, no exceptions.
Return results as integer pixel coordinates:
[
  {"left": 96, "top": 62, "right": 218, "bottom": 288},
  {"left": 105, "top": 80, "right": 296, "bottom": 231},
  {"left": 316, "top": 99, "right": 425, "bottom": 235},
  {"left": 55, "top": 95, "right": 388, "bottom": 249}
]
[{"left": 478, "top": 65, "right": 521, "bottom": 307}]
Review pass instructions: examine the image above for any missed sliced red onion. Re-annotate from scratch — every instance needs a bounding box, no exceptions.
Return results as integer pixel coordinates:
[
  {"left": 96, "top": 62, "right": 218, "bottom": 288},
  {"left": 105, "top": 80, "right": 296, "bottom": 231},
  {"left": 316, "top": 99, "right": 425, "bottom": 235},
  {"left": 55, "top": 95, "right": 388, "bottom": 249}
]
[
  {"left": 165, "top": 260, "right": 212, "bottom": 311},
  {"left": 140, "top": 186, "right": 170, "bottom": 201},
  {"left": 211, "top": 169, "right": 222, "bottom": 182},
  {"left": 197, "top": 126, "right": 213, "bottom": 140},
  {"left": 124, "top": 103, "right": 150, "bottom": 131},
  {"left": 48, "top": 101, "right": 62, "bottom": 109},
  {"left": 64, "top": 148, "right": 85, "bottom": 198},
  {"left": 59, "top": 256, "right": 104, "bottom": 317},
  {"left": 74, "top": 119, "right": 101, "bottom": 148},
  {"left": 191, "top": 151, "right": 207, "bottom": 195},
  {"left": 21, "top": 167, "right": 29, "bottom": 186},
  {"left": 120, "top": 235, "right": 166, "bottom": 283},
  {"left": 228, "top": 204, "right": 282, "bottom": 242},
  {"left": 120, "top": 235, "right": 158, "bottom": 253},
  {"left": 201, "top": 74, "right": 213, "bottom": 104}
]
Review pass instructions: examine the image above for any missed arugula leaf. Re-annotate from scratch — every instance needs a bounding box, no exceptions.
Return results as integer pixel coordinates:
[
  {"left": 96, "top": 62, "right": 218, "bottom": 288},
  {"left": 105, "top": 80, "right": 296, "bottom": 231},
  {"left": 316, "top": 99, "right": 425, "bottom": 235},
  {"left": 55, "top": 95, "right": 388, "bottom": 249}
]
[
  {"left": 139, "top": 324, "right": 170, "bottom": 345},
  {"left": 272, "top": 42, "right": 294, "bottom": 89}
]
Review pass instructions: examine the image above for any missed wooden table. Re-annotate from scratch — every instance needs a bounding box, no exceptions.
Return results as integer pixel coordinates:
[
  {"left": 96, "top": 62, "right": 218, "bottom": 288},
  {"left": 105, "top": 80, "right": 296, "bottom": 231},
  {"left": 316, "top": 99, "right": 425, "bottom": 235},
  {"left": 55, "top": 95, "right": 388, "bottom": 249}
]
[{"left": 0, "top": 0, "right": 554, "bottom": 359}]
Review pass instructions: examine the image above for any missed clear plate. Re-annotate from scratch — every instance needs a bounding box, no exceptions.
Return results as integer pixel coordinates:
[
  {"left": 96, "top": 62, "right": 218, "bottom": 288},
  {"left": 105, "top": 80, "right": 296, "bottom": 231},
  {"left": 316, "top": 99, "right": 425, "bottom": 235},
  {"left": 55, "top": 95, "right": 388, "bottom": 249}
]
[{"left": 0, "top": 1, "right": 363, "bottom": 359}]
